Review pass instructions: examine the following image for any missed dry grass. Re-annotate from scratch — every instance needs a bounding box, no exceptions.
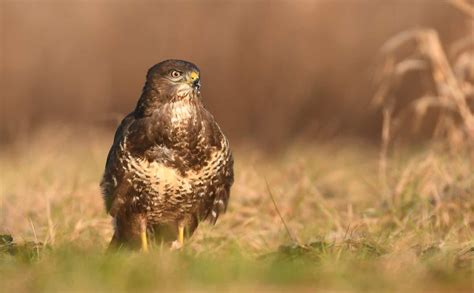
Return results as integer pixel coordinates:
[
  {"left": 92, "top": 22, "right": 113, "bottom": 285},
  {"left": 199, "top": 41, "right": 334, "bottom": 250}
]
[{"left": 0, "top": 126, "right": 472, "bottom": 292}]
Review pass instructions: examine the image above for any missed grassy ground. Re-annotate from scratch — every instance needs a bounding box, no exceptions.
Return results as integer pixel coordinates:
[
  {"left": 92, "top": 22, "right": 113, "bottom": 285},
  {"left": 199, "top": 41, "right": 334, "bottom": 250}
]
[{"left": 0, "top": 126, "right": 473, "bottom": 292}]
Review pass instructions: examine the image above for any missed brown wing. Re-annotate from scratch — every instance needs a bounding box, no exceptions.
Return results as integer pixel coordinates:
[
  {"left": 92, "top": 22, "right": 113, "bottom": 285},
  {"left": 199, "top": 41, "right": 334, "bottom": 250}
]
[
  {"left": 206, "top": 155, "right": 234, "bottom": 225},
  {"left": 101, "top": 113, "right": 134, "bottom": 214},
  {"left": 100, "top": 111, "right": 166, "bottom": 215},
  {"left": 198, "top": 109, "right": 234, "bottom": 225}
]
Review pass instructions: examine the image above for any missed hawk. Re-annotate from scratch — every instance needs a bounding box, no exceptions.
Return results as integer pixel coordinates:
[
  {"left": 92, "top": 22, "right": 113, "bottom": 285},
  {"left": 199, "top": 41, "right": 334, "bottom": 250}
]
[{"left": 100, "top": 60, "right": 234, "bottom": 251}]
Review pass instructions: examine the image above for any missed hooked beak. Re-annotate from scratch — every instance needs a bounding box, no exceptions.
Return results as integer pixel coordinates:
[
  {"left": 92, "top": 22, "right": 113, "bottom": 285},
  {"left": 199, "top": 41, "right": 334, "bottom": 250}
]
[
  {"left": 188, "top": 71, "right": 201, "bottom": 90},
  {"left": 192, "top": 78, "right": 201, "bottom": 90}
]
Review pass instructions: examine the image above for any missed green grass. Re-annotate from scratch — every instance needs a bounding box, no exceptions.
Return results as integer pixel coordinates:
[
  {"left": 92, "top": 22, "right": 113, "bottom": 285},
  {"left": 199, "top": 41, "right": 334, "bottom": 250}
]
[{"left": 0, "top": 126, "right": 473, "bottom": 292}]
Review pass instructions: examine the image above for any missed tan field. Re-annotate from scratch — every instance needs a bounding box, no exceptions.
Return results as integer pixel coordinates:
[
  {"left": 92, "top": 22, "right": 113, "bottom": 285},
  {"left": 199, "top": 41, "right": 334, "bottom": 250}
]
[
  {"left": 0, "top": 126, "right": 472, "bottom": 292},
  {"left": 1, "top": 0, "right": 473, "bottom": 292}
]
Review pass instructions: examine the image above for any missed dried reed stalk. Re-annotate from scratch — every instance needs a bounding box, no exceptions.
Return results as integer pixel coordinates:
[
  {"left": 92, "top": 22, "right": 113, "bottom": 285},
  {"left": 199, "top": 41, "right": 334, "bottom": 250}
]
[
  {"left": 373, "top": 1, "right": 474, "bottom": 198},
  {"left": 374, "top": 28, "right": 473, "bottom": 143}
]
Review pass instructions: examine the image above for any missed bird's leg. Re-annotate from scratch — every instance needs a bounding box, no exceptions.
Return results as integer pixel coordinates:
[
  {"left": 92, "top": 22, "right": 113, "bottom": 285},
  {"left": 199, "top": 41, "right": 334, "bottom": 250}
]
[
  {"left": 140, "top": 217, "right": 148, "bottom": 252},
  {"left": 178, "top": 223, "right": 185, "bottom": 246},
  {"left": 171, "top": 222, "right": 185, "bottom": 250}
]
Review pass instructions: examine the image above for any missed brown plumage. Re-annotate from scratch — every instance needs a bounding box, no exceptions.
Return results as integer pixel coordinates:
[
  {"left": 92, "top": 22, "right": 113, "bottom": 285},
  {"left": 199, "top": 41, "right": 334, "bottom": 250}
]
[{"left": 100, "top": 60, "right": 234, "bottom": 250}]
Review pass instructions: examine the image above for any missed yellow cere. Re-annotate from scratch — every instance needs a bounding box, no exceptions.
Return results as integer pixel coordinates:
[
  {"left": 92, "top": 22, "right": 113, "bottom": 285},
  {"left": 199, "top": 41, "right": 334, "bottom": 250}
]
[{"left": 190, "top": 71, "right": 199, "bottom": 81}]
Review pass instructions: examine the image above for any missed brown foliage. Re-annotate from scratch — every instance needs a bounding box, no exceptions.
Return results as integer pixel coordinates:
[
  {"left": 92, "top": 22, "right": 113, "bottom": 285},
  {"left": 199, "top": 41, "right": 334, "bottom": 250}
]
[{"left": 0, "top": 1, "right": 467, "bottom": 145}]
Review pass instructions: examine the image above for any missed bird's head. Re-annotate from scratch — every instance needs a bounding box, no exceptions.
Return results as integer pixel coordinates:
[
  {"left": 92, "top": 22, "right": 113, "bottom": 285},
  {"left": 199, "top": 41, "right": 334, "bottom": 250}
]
[{"left": 145, "top": 59, "right": 201, "bottom": 100}]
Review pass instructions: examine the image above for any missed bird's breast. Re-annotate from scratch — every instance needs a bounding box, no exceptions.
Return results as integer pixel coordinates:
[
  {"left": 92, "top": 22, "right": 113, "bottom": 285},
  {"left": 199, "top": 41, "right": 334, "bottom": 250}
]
[{"left": 125, "top": 147, "right": 227, "bottom": 197}]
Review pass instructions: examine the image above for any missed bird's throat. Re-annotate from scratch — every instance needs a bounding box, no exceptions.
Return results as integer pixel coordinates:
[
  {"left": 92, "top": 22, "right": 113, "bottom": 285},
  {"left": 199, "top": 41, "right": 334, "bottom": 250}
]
[{"left": 169, "top": 96, "right": 199, "bottom": 127}]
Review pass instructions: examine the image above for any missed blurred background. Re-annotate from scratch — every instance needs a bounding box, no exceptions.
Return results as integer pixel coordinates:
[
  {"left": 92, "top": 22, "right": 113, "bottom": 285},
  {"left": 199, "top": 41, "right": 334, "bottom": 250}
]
[{"left": 0, "top": 0, "right": 470, "bottom": 146}]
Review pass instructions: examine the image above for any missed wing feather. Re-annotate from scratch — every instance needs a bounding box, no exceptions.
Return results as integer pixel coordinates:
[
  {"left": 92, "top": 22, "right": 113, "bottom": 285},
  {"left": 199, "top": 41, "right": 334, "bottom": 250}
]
[
  {"left": 101, "top": 113, "right": 135, "bottom": 213},
  {"left": 101, "top": 112, "right": 165, "bottom": 214}
]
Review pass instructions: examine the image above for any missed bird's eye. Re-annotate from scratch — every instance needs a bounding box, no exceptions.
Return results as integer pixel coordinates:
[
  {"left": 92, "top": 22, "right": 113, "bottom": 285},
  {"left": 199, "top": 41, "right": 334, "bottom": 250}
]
[{"left": 170, "top": 70, "right": 182, "bottom": 78}]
